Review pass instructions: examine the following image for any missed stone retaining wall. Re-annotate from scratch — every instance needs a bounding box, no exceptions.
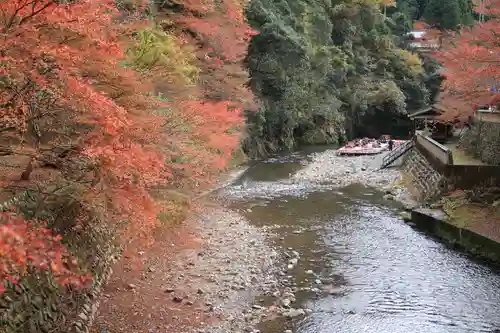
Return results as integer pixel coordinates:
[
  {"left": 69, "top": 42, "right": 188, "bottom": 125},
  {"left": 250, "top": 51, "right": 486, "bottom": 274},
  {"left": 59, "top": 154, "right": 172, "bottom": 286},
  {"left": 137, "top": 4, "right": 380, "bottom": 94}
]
[
  {"left": 0, "top": 192, "right": 121, "bottom": 333},
  {"left": 71, "top": 249, "right": 120, "bottom": 333},
  {"left": 415, "top": 133, "right": 453, "bottom": 165},
  {"left": 410, "top": 209, "right": 500, "bottom": 263},
  {"left": 402, "top": 147, "right": 448, "bottom": 201}
]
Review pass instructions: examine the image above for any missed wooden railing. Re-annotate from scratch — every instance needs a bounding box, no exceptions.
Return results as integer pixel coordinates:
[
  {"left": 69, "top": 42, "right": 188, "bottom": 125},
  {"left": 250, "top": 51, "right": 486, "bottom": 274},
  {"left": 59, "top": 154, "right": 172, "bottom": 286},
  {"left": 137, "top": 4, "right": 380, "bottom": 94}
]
[{"left": 380, "top": 140, "right": 414, "bottom": 169}]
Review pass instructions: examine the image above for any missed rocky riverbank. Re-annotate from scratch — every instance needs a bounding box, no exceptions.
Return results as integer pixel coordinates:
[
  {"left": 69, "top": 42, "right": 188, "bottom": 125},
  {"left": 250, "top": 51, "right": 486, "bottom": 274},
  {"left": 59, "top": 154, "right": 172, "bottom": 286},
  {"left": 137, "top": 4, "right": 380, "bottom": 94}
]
[
  {"left": 93, "top": 199, "right": 336, "bottom": 333},
  {"left": 92, "top": 148, "right": 418, "bottom": 333},
  {"left": 198, "top": 150, "right": 420, "bottom": 332},
  {"left": 291, "top": 149, "right": 418, "bottom": 208},
  {"left": 92, "top": 203, "right": 281, "bottom": 333}
]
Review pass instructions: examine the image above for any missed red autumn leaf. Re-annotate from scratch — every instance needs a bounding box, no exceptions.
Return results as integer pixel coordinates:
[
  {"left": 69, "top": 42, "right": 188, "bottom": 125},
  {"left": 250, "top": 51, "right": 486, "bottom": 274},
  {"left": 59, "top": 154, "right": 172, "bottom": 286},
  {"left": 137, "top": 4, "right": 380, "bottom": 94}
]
[
  {"left": 0, "top": 0, "right": 254, "bottom": 292},
  {"left": 433, "top": 1, "right": 499, "bottom": 122}
]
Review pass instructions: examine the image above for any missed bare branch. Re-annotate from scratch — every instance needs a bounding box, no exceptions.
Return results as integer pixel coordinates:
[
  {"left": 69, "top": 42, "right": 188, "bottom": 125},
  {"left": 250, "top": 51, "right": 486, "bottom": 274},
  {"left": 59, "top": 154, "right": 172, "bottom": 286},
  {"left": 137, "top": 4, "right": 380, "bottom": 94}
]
[
  {"left": 3, "top": 0, "right": 31, "bottom": 32},
  {"left": 18, "top": 0, "right": 57, "bottom": 26}
]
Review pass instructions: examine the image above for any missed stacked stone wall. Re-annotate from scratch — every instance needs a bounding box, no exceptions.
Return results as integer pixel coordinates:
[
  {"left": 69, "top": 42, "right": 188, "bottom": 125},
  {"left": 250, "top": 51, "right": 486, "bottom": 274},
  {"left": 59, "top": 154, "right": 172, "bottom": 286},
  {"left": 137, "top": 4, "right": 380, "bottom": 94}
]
[{"left": 402, "top": 148, "right": 448, "bottom": 201}]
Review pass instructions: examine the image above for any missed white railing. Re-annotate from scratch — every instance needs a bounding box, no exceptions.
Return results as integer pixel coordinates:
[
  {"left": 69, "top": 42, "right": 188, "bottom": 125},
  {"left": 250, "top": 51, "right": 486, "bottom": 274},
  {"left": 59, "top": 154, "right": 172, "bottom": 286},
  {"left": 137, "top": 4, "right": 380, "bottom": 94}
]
[{"left": 415, "top": 133, "right": 454, "bottom": 165}]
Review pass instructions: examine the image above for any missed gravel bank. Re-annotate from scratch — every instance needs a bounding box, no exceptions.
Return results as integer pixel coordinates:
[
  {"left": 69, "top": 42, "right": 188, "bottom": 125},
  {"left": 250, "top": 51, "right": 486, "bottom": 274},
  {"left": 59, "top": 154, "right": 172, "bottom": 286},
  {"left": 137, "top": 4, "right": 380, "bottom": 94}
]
[
  {"left": 292, "top": 150, "right": 397, "bottom": 186},
  {"left": 291, "top": 149, "right": 418, "bottom": 208},
  {"left": 225, "top": 149, "right": 417, "bottom": 206},
  {"left": 191, "top": 205, "right": 336, "bottom": 333},
  {"left": 93, "top": 148, "right": 417, "bottom": 333},
  {"left": 180, "top": 206, "right": 280, "bottom": 333},
  {"left": 92, "top": 204, "right": 284, "bottom": 333}
]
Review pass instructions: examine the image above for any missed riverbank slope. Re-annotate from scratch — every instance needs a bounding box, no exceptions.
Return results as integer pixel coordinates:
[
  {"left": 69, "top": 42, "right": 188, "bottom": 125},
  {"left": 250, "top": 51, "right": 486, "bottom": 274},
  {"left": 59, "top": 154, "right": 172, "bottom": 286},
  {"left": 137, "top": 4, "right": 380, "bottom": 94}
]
[{"left": 91, "top": 147, "right": 412, "bottom": 332}]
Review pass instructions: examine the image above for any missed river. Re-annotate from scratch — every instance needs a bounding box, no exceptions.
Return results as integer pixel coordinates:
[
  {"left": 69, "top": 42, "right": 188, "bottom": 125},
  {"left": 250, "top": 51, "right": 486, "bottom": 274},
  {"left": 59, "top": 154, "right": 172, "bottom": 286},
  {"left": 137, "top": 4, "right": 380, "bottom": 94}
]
[{"left": 217, "top": 148, "right": 500, "bottom": 333}]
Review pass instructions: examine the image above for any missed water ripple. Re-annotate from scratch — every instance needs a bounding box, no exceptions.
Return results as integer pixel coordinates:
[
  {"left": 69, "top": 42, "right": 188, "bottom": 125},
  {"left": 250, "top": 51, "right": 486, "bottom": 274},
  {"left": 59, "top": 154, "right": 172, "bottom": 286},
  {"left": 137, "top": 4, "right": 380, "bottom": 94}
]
[
  {"left": 307, "top": 204, "right": 500, "bottom": 333},
  {"left": 225, "top": 151, "right": 500, "bottom": 333}
]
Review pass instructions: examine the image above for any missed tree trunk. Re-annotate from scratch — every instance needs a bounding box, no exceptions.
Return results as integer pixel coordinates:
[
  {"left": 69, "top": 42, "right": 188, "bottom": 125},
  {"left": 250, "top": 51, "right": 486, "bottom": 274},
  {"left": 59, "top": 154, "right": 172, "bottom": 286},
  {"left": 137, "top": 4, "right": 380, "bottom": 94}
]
[{"left": 20, "top": 158, "right": 34, "bottom": 181}]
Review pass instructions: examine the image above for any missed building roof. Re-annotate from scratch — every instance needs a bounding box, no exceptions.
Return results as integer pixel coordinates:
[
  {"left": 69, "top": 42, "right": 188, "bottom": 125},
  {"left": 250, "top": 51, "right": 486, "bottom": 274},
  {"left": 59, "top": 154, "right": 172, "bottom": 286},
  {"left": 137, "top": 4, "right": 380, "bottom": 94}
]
[
  {"left": 409, "top": 91, "right": 498, "bottom": 124},
  {"left": 407, "top": 27, "right": 441, "bottom": 50},
  {"left": 408, "top": 105, "right": 446, "bottom": 119}
]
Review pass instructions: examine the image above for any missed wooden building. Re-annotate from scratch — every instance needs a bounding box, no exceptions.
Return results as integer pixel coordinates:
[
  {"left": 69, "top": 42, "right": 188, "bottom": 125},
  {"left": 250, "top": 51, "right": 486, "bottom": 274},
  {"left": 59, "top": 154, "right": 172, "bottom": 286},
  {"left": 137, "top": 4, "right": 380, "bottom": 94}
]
[
  {"left": 408, "top": 105, "right": 454, "bottom": 143},
  {"left": 406, "top": 21, "right": 441, "bottom": 53}
]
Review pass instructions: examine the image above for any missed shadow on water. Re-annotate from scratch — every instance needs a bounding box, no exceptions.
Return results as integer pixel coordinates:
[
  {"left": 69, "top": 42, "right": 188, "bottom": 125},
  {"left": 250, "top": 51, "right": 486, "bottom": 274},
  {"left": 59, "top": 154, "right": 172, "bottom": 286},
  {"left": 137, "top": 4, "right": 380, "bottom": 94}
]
[
  {"left": 234, "top": 145, "right": 338, "bottom": 185},
  {"left": 235, "top": 161, "right": 304, "bottom": 184},
  {"left": 224, "top": 155, "right": 500, "bottom": 333}
]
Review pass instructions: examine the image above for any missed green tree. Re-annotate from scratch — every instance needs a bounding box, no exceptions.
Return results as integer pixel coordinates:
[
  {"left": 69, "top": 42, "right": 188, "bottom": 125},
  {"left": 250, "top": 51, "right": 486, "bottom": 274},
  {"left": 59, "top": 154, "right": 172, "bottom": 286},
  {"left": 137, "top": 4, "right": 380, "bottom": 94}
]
[
  {"left": 243, "top": 0, "right": 442, "bottom": 157},
  {"left": 396, "top": 0, "right": 425, "bottom": 20},
  {"left": 424, "top": 0, "right": 474, "bottom": 30}
]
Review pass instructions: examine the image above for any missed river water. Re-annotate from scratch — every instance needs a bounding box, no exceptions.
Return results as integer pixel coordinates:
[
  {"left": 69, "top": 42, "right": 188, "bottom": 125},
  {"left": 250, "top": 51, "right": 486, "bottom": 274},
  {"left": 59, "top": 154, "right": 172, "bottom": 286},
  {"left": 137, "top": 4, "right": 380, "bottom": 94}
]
[{"left": 219, "top": 148, "right": 500, "bottom": 333}]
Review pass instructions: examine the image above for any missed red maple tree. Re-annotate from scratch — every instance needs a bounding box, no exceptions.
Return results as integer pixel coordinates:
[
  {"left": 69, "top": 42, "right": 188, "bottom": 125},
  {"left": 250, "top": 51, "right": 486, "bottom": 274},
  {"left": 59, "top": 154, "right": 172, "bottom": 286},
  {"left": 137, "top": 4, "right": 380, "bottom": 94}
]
[
  {"left": 0, "top": 0, "right": 256, "bottom": 294},
  {"left": 433, "top": 0, "right": 500, "bottom": 121},
  {"left": 0, "top": 212, "right": 91, "bottom": 294},
  {"left": 181, "top": 101, "right": 243, "bottom": 168},
  {"left": 156, "top": 0, "right": 256, "bottom": 184},
  {"left": 164, "top": 0, "right": 257, "bottom": 104},
  {"left": 0, "top": 0, "right": 166, "bottom": 290}
]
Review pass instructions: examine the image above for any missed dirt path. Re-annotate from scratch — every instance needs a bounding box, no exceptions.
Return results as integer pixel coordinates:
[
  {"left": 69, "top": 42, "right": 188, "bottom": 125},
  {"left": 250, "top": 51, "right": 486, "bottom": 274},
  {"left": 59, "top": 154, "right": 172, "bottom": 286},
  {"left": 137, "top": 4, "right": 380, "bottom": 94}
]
[{"left": 91, "top": 200, "right": 280, "bottom": 333}]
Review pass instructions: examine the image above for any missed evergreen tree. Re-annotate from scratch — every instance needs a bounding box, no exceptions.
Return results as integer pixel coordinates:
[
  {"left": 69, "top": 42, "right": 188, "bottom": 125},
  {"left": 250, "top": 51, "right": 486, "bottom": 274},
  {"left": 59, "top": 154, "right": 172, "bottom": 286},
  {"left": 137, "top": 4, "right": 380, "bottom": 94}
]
[{"left": 424, "top": 0, "right": 474, "bottom": 30}]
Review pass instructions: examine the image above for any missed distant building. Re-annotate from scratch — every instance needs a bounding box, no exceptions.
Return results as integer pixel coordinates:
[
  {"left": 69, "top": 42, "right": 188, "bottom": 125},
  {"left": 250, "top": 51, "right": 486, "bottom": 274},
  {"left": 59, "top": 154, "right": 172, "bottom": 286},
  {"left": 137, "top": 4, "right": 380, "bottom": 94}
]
[
  {"left": 408, "top": 104, "right": 454, "bottom": 143},
  {"left": 476, "top": 104, "right": 498, "bottom": 113},
  {"left": 406, "top": 30, "right": 440, "bottom": 51}
]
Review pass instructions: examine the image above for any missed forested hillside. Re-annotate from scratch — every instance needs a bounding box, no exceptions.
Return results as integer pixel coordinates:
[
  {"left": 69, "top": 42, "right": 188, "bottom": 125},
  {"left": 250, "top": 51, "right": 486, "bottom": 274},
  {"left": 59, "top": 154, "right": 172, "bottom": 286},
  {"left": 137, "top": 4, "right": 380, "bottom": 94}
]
[
  {"left": 0, "top": 0, "right": 252, "bottom": 331},
  {"left": 242, "top": 0, "right": 443, "bottom": 157},
  {"left": 395, "top": 0, "right": 474, "bottom": 30},
  {"left": 0, "top": 0, "right": 497, "bottom": 330}
]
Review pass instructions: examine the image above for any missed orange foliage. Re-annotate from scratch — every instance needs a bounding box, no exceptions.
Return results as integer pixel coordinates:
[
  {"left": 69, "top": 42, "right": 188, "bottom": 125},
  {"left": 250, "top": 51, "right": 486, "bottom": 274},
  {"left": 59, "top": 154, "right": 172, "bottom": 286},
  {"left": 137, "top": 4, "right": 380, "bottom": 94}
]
[
  {"left": 155, "top": 0, "right": 256, "bottom": 181},
  {"left": 475, "top": 0, "right": 500, "bottom": 15},
  {"left": 181, "top": 101, "right": 242, "bottom": 169},
  {"left": 0, "top": 212, "right": 91, "bottom": 294},
  {"left": 0, "top": 0, "right": 254, "bottom": 292},
  {"left": 433, "top": 94, "right": 479, "bottom": 123},
  {"left": 413, "top": 20, "right": 428, "bottom": 30},
  {"left": 178, "top": 0, "right": 255, "bottom": 62},
  {"left": 1, "top": 4, "right": 165, "bottom": 188},
  {"left": 164, "top": 0, "right": 257, "bottom": 106},
  {"left": 0, "top": 0, "right": 160, "bottom": 290},
  {"left": 433, "top": 2, "right": 499, "bottom": 122}
]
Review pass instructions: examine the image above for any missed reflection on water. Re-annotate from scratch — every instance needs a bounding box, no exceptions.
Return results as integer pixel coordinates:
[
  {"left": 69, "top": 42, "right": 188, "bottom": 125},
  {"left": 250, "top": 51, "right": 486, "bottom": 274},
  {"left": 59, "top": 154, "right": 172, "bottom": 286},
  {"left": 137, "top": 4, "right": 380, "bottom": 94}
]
[
  {"left": 236, "top": 162, "right": 304, "bottom": 184},
  {"left": 223, "top": 153, "right": 500, "bottom": 333}
]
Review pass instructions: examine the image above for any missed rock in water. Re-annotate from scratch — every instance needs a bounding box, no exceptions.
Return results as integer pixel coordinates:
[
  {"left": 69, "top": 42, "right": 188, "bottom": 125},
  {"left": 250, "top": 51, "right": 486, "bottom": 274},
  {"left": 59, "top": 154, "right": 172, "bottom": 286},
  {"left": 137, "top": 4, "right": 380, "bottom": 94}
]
[
  {"left": 283, "top": 308, "right": 305, "bottom": 318},
  {"left": 400, "top": 211, "right": 412, "bottom": 222},
  {"left": 383, "top": 194, "right": 394, "bottom": 200},
  {"left": 281, "top": 298, "right": 291, "bottom": 307}
]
